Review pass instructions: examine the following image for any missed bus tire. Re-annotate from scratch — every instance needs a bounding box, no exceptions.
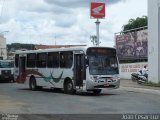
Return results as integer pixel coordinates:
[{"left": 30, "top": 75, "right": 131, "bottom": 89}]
[
  {"left": 93, "top": 89, "right": 101, "bottom": 95},
  {"left": 64, "top": 80, "right": 75, "bottom": 94},
  {"left": 29, "top": 77, "right": 37, "bottom": 91}
]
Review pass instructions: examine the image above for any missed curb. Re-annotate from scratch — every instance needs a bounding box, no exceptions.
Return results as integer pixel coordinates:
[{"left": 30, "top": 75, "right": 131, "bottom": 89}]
[{"left": 119, "top": 86, "right": 160, "bottom": 95}]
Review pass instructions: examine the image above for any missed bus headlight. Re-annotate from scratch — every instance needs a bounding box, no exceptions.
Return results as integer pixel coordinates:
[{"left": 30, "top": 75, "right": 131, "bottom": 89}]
[
  {"left": 113, "top": 75, "right": 120, "bottom": 81},
  {"left": 113, "top": 77, "right": 119, "bottom": 80},
  {"left": 90, "top": 76, "right": 98, "bottom": 82},
  {"left": 11, "top": 68, "right": 14, "bottom": 75}
]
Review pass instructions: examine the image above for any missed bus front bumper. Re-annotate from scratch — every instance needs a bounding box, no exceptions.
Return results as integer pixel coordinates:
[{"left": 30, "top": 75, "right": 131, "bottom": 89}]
[
  {"left": 0, "top": 74, "right": 14, "bottom": 82},
  {"left": 86, "top": 78, "right": 120, "bottom": 90}
]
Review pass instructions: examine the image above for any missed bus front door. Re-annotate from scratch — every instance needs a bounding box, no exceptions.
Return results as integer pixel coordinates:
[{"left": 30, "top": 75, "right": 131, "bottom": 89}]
[
  {"left": 19, "top": 57, "right": 26, "bottom": 75},
  {"left": 74, "top": 54, "right": 85, "bottom": 88}
]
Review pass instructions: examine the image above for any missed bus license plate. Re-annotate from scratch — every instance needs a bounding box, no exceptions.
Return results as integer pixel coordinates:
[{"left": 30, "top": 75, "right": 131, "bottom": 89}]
[
  {"left": 104, "top": 84, "right": 109, "bottom": 87},
  {"left": 5, "top": 76, "right": 9, "bottom": 78}
]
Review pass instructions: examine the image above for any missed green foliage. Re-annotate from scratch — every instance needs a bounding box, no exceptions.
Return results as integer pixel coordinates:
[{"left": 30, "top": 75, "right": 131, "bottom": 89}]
[
  {"left": 122, "top": 16, "right": 147, "bottom": 32},
  {"left": 90, "top": 35, "right": 97, "bottom": 46}
]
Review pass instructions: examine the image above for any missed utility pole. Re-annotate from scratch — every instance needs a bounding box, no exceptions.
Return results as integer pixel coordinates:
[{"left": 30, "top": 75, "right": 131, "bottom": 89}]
[
  {"left": 55, "top": 35, "right": 57, "bottom": 45},
  {"left": 95, "top": 19, "right": 100, "bottom": 46}
]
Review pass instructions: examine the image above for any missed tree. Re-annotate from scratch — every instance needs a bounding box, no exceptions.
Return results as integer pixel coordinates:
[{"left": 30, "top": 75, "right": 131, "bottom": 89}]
[
  {"left": 7, "top": 43, "right": 34, "bottom": 51},
  {"left": 122, "top": 16, "right": 148, "bottom": 50},
  {"left": 90, "top": 35, "right": 98, "bottom": 46},
  {"left": 122, "top": 16, "right": 147, "bottom": 32}
]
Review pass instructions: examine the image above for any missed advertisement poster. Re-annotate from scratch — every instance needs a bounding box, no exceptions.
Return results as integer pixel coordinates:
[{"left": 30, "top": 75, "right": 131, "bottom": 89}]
[{"left": 116, "top": 29, "right": 148, "bottom": 60}]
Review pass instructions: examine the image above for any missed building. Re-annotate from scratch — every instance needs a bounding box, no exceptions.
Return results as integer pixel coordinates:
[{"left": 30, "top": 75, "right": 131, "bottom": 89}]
[
  {"left": 0, "top": 35, "right": 7, "bottom": 60},
  {"left": 148, "top": 0, "right": 160, "bottom": 83}
]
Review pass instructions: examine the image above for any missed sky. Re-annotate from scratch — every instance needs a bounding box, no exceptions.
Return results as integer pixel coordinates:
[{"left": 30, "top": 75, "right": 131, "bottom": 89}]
[{"left": 0, "top": 0, "right": 147, "bottom": 47}]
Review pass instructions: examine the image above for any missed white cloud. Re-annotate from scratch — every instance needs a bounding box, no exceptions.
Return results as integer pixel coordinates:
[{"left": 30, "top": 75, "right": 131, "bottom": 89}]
[
  {"left": 0, "top": 0, "right": 147, "bottom": 47},
  {"left": 44, "top": 0, "right": 122, "bottom": 8}
]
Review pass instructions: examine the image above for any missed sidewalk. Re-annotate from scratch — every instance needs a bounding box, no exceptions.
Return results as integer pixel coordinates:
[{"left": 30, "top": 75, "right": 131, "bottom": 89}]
[{"left": 119, "top": 79, "right": 160, "bottom": 95}]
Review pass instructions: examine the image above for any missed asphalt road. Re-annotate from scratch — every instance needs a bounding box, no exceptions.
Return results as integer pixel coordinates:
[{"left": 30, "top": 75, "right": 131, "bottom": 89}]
[{"left": 0, "top": 82, "right": 160, "bottom": 119}]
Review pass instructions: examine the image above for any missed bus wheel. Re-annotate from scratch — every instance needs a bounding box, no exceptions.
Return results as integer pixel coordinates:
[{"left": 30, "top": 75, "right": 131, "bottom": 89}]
[
  {"left": 29, "top": 77, "right": 37, "bottom": 91},
  {"left": 93, "top": 89, "right": 101, "bottom": 95},
  {"left": 64, "top": 80, "right": 75, "bottom": 94}
]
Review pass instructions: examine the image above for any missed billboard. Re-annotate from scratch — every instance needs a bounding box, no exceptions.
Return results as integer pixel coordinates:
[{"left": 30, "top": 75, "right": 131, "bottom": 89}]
[
  {"left": 115, "top": 29, "right": 148, "bottom": 60},
  {"left": 90, "top": 2, "right": 105, "bottom": 19}
]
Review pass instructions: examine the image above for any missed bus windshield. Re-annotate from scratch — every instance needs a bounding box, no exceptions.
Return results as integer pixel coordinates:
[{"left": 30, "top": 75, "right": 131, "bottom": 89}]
[
  {"left": 0, "top": 61, "right": 14, "bottom": 68},
  {"left": 87, "top": 48, "right": 119, "bottom": 75}
]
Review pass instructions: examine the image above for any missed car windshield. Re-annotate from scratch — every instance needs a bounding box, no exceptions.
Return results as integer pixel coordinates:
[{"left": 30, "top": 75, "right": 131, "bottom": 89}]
[
  {"left": 87, "top": 48, "right": 119, "bottom": 75},
  {"left": 0, "top": 61, "right": 14, "bottom": 68}
]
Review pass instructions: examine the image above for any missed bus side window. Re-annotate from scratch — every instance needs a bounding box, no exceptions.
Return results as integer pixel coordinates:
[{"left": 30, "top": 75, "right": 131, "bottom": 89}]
[
  {"left": 37, "top": 53, "right": 47, "bottom": 68},
  {"left": 27, "top": 53, "right": 36, "bottom": 68},
  {"left": 60, "top": 54, "right": 65, "bottom": 68},
  {"left": 60, "top": 51, "right": 73, "bottom": 68},
  {"left": 48, "top": 52, "right": 59, "bottom": 68}
]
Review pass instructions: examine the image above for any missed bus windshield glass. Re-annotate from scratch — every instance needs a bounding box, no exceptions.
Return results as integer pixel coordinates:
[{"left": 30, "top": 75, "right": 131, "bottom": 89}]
[
  {"left": 87, "top": 48, "right": 119, "bottom": 75},
  {"left": 0, "top": 61, "right": 14, "bottom": 68}
]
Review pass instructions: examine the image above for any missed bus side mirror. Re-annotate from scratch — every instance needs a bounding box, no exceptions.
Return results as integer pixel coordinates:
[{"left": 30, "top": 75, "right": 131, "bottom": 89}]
[{"left": 85, "top": 58, "right": 89, "bottom": 68}]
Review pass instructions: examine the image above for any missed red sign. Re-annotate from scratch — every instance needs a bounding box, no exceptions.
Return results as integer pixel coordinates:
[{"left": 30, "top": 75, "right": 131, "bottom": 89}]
[{"left": 90, "top": 2, "right": 105, "bottom": 19}]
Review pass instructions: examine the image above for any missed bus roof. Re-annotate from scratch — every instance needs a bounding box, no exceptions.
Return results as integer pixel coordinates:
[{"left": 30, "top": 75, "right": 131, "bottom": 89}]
[{"left": 15, "top": 46, "right": 116, "bottom": 54}]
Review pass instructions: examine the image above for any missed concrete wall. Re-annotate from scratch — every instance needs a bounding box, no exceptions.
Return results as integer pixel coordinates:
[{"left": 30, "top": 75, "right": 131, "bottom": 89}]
[
  {"left": 119, "top": 62, "right": 148, "bottom": 79},
  {"left": 0, "top": 36, "right": 7, "bottom": 59},
  {"left": 148, "top": 0, "right": 160, "bottom": 83}
]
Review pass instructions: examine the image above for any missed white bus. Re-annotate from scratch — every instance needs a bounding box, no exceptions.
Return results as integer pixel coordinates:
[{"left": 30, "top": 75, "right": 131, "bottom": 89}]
[
  {"left": 14, "top": 46, "right": 120, "bottom": 94},
  {"left": 0, "top": 60, "right": 14, "bottom": 82}
]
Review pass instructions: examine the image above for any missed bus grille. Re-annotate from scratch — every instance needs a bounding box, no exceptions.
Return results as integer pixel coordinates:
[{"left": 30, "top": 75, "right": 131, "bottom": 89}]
[
  {"left": 94, "top": 85, "right": 116, "bottom": 88},
  {"left": 1, "top": 70, "right": 11, "bottom": 75}
]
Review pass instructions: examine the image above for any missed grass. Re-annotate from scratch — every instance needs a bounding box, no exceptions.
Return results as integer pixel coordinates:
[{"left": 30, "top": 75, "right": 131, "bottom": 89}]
[{"left": 144, "top": 81, "right": 160, "bottom": 87}]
